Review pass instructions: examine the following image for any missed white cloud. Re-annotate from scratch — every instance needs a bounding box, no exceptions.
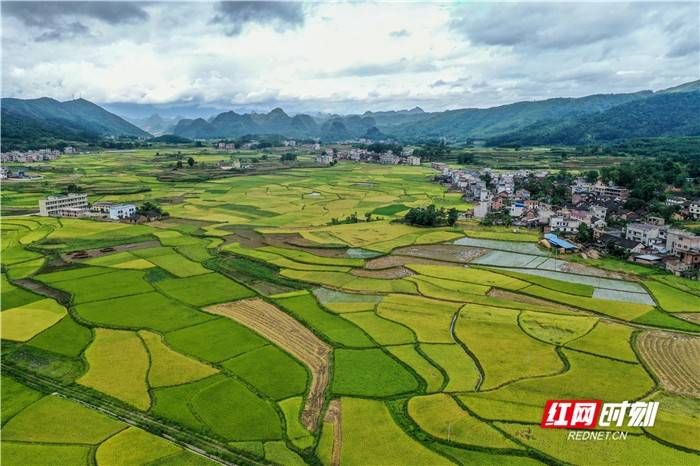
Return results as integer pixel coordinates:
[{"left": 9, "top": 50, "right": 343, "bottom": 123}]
[{"left": 2, "top": 1, "right": 698, "bottom": 114}]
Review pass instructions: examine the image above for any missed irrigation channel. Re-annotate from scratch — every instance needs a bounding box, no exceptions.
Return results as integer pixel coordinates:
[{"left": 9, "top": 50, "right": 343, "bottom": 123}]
[{"left": 1, "top": 363, "right": 273, "bottom": 466}]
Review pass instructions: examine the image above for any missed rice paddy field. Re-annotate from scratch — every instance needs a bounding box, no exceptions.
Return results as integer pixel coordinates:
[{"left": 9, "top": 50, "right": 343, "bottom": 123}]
[{"left": 1, "top": 151, "right": 699, "bottom": 466}]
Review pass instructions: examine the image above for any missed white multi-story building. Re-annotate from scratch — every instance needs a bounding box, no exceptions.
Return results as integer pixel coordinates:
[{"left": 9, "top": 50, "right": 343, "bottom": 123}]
[
  {"left": 405, "top": 156, "right": 421, "bottom": 166},
  {"left": 108, "top": 204, "right": 136, "bottom": 220},
  {"left": 39, "top": 193, "right": 88, "bottom": 216},
  {"left": 379, "top": 152, "right": 400, "bottom": 164},
  {"left": 593, "top": 181, "right": 629, "bottom": 200},
  {"left": 666, "top": 229, "right": 700, "bottom": 254},
  {"left": 625, "top": 223, "right": 665, "bottom": 246},
  {"left": 666, "top": 196, "right": 687, "bottom": 207},
  {"left": 316, "top": 154, "right": 333, "bottom": 165},
  {"left": 689, "top": 201, "right": 700, "bottom": 220},
  {"left": 549, "top": 216, "right": 581, "bottom": 233},
  {"left": 473, "top": 201, "right": 491, "bottom": 219}
]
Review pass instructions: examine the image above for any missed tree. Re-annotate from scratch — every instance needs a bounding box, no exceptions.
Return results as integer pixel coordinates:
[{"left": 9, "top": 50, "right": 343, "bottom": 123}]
[
  {"left": 65, "top": 183, "right": 83, "bottom": 193},
  {"left": 480, "top": 173, "right": 493, "bottom": 189},
  {"left": 447, "top": 208, "right": 459, "bottom": 226},
  {"left": 365, "top": 212, "right": 372, "bottom": 222},
  {"left": 458, "top": 153, "right": 475, "bottom": 164},
  {"left": 136, "top": 201, "right": 168, "bottom": 218},
  {"left": 176, "top": 160, "right": 183, "bottom": 169},
  {"left": 584, "top": 170, "right": 599, "bottom": 183},
  {"left": 576, "top": 223, "right": 593, "bottom": 244},
  {"left": 187, "top": 157, "right": 195, "bottom": 168},
  {"left": 404, "top": 204, "right": 450, "bottom": 227}
]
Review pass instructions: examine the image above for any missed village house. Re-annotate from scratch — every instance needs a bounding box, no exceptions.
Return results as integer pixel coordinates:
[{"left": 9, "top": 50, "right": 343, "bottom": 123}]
[
  {"left": 548, "top": 216, "right": 581, "bottom": 234},
  {"left": 404, "top": 155, "right": 421, "bottom": 166},
  {"left": 316, "top": 154, "right": 333, "bottom": 165},
  {"left": 689, "top": 200, "right": 700, "bottom": 220},
  {"left": 666, "top": 229, "right": 700, "bottom": 255},
  {"left": 625, "top": 223, "right": 666, "bottom": 247},
  {"left": 39, "top": 193, "right": 89, "bottom": 217},
  {"left": 379, "top": 152, "right": 400, "bottom": 165}
]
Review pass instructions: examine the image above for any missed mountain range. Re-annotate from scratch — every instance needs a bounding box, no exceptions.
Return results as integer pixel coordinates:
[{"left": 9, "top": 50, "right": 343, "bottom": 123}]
[
  {"left": 169, "top": 80, "right": 699, "bottom": 144},
  {"left": 125, "top": 114, "right": 181, "bottom": 136},
  {"left": 2, "top": 80, "right": 698, "bottom": 150},
  {"left": 1, "top": 97, "right": 149, "bottom": 149}
]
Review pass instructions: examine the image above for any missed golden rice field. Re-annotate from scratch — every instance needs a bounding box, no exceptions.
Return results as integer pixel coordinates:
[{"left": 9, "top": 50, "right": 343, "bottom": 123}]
[{"left": 1, "top": 152, "right": 699, "bottom": 466}]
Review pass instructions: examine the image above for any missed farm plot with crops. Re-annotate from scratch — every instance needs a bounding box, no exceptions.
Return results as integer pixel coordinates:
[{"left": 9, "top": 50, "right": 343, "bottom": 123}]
[{"left": 2, "top": 158, "right": 699, "bottom": 466}]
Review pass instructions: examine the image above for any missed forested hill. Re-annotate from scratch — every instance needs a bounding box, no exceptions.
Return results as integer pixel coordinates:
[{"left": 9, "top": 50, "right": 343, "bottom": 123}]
[
  {"left": 486, "top": 90, "right": 700, "bottom": 146},
  {"left": 389, "top": 91, "right": 653, "bottom": 141},
  {"left": 2, "top": 80, "right": 698, "bottom": 148},
  {"left": 1, "top": 97, "right": 150, "bottom": 150}
]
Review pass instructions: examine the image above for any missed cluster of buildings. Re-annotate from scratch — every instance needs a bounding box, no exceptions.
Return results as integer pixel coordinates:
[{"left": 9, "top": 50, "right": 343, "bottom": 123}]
[
  {"left": 317, "top": 147, "right": 420, "bottom": 166},
  {"left": 38, "top": 193, "right": 136, "bottom": 221},
  {"left": 434, "top": 164, "right": 700, "bottom": 277},
  {"left": 216, "top": 141, "right": 260, "bottom": 151},
  {"left": 619, "top": 222, "right": 700, "bottom": 275},
  {"left": 217, "top": 142, "right": 237, "bottom": 152},
  {"left": 1, "top": 147, "right": 77, "bottom": 163},
  {"left": 434, "top": 164, "right": 550, "bottom": 221}
]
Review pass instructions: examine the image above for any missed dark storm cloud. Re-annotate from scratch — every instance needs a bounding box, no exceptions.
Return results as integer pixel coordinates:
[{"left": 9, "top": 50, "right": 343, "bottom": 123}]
[
  {"left": 36, "top": 21, "right": 90, "bottom": 42},
  {"left": 210, "top": 1, "right": 305, "bottom": 36},
  {"left": 667, "top": 36, "right": 700, "bottom": 58},
  {"left": 2, "top": 1, "right": 149, "bottom": 27},
  {"left": 449, "top": 3, "right": 687, "bottom": 50},
  {"left": 2, "top": 1, "right": 149, "bottom": 41}
]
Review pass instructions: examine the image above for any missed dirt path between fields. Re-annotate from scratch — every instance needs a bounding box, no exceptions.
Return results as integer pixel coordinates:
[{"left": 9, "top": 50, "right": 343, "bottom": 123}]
[
  {"left": 204, "top": 298, "right": 332, "bottom": 431},
  {"left": 324, "top": 399, "right": 342, "bottom": 466},
  {"left": 351, "top": 266, "right": 414, "bottom": 279}
]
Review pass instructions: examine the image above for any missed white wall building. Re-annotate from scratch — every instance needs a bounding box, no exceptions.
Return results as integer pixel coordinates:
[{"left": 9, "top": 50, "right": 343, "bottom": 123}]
[
  {"left": 549, "top": 216, "right": 581, "bottom": 233},
  {"left": 689, "top": 201, "right": 700, "bottom": 220},
  {"left": 108, "top": 204, "right": 136, "bottom": 220},
  {"left": 316, "top": 154, "right": 333, "bottom": 165},
  {"left": 39, "top": 193, "right": 88, "bottom": 216},
  {"left": 666, "top": 229, "right": 700, "bottom": 254},
  {"left": 625, "top": 223, "right": 665, "bottom": 246}
]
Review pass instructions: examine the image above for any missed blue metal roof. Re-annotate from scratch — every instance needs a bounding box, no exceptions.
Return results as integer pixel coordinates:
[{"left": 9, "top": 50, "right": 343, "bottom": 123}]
[{"left": 544, "top": 233, "right": 577, "bottom": 250}]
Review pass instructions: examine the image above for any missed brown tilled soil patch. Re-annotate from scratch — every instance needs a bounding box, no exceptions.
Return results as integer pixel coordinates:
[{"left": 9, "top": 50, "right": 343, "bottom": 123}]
[
  {"left": 364, "top": 255, "right": 461, "bottom": 270},
  {"left": 60, "top": 240, "right": 161, "bottom": 262},
  {"left": 221, "top": 227, "right": 267, "bottom": 248},
  {"left": 488, "top": 289, "right": 583, "bottom": 314},
  {"left": 674, "top": 313, "right": 700, "bottom": 324},
  {"left": 324, "top": 399, "right": 342, "bottom": 466},
  {"left": 636, "top": 331, "right": 700, "bottom": 397},
  {"left": 351, "top": 267, "right": 414, "bottom": 279},
  {"left": 204, "top": 298, "right": 331, "bottom": 431},
  {"left": 262, "top": 233, "right": 349, "bottom": 257},
  {"left": 14, "top": 278, "right": 71, "bottom": 306},
  {"left": 393, "top": 244, "right": 486, "bottom": 263}
]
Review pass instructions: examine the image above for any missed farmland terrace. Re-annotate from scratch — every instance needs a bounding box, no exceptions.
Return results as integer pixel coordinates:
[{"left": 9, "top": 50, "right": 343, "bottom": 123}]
[{"left": 1, "top": 151, "right": 699, "bottom": 466}]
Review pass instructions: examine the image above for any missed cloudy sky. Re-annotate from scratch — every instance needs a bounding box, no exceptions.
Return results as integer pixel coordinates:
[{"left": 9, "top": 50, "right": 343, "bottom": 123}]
[{"left": 2, "top": 1, "right": 698, "bottom": 117}]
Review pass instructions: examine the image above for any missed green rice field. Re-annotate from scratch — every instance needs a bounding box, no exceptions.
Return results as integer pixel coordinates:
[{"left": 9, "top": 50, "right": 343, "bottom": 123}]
[{"left": 1, "top": 153, "right": 698, "bottom": 465}]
